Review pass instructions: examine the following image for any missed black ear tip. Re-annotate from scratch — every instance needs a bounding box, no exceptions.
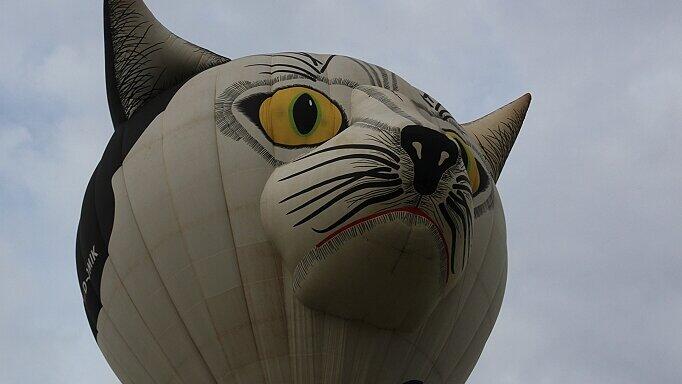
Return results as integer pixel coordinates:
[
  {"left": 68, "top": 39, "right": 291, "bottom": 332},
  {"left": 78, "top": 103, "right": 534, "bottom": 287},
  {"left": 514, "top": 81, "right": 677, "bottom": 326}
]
[{"left": 104, "top": 0, "right": 229, "bottom": 129}]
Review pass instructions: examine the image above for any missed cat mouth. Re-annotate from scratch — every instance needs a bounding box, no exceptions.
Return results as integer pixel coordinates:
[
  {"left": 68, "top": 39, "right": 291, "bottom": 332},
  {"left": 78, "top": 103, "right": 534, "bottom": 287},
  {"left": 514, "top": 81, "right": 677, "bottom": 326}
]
[{"left": 313, "top": 206, "right": 450, "bottom": 279}]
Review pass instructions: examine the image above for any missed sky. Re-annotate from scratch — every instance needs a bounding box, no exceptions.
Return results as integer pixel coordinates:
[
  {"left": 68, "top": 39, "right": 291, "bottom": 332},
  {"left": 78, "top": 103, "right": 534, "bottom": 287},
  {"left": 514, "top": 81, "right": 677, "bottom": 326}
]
[{"left": 0, "top": 0, "right": 680, "bottom": 383}]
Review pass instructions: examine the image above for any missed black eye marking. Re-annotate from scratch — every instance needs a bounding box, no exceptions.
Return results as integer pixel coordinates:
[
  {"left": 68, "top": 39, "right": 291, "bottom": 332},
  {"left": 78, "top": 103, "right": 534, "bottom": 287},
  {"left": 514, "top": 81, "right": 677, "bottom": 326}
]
[
  {"left": 292, "top": 93, "right": 318, "bottom": 135},
  {"left": 474, "top": 158, "right": 489, "bottom": 198},
  {"left": 236, "top": 92, "right": 268, "bottom": 129}
]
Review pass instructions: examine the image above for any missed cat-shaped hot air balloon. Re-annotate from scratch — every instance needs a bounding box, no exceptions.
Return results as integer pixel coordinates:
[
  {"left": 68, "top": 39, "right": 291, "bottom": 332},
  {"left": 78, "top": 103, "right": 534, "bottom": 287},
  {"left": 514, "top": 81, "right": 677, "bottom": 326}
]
[{"left": 76, "top": 1, "right": 531, "bottom": 383}]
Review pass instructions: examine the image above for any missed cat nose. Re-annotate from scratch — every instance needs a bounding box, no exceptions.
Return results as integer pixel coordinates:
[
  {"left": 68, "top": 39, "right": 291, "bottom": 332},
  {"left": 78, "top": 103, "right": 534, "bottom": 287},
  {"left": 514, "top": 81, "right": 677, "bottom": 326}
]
[{"left": 400, "top": 125, "right": 459, "bottom": 195}]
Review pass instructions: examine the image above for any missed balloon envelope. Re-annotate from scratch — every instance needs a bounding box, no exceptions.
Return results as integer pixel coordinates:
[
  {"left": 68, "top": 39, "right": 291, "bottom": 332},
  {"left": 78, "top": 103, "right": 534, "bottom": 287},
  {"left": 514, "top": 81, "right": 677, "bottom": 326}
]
[{"left": 76, "top": 1, "right": 530, "bottom": 383}]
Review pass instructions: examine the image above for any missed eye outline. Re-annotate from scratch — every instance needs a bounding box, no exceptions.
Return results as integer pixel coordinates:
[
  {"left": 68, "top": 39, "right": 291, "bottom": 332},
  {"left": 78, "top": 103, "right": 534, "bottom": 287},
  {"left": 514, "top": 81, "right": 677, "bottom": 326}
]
[{"left": 236, "top": 84, "right": 348, "bottom": 149}]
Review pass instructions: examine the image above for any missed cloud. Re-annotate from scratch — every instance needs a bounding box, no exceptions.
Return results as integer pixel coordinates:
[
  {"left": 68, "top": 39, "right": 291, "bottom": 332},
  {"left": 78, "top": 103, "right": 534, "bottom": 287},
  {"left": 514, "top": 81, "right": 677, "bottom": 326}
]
[{"left": 1, "top": 0, "right": 680, "bottom": 383}]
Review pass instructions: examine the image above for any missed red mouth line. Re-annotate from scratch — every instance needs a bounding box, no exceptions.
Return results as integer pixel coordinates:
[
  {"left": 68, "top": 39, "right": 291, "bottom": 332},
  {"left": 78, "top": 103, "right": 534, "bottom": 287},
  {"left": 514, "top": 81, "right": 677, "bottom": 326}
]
[{"left": 315, "top": 206, "right": 447, "bottom": 252}]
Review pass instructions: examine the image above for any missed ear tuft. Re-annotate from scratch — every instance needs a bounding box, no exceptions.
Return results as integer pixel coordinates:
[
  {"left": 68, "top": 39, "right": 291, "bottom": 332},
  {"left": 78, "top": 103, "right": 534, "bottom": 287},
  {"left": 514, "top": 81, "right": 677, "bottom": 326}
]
[
  {"left": 104, "top": 0, "right": 230, "bottom": 128},
  {"left": 462, "top": 93, "right": 531, "bottom": 181}
]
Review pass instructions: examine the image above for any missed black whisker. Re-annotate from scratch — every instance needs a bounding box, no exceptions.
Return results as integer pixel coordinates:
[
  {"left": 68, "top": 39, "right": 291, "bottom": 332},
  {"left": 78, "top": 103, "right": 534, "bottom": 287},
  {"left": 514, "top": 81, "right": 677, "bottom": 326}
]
[
  {"left": 346, "top": 186, "right": 400, "bottom": 206},
  {"left": 297, "top": 51, "right": 323, "bottom": 65},
  {"left": 379, "top": 199, "right": 409, "bottom": 212},
  {"left": 446, "top": 196, "right": 470, "bottom": 227},
  {"left": 450, "top": 183, "right": 472, "bottom": 194},
  {"left": 285, "top": 172, "right": 399, "bottom": 214},
  {"left": 428, "top": 196, "right": 446, "bottom": 230},
  {"left": 297, "top": 143, "right": 400, "bottom": 163},
  {"left": 444, "top": 195, "right": 472, "bottom": 269},
  {"left": 270, "top": 54, "right": 322, "bottom": 73},
  {"left": 312, "top": 188, "right": 405, "bottom": 233},
  {"left": 439, "top": 203, "right": 459, "bottom": 273},
  {"left": 349, "top": 161, "right": 386, "bottom": 169},
  {"left": 258, "top": 70, "right": 316, "bottom": 81},
  {"left": 287, "top": 176, "right": 361, "bottom": 215},
  {"left": 279, "top": 167, "right": 394, "bottom": 203},
  {"left": 294, "top": 179, "right": 402, "bottom": 228},
  {"left": 247, "top": 63, "right": 319, "bottom": 81},
  {"left": 279, "top": 154, "right": 399, "bottom": 181}
]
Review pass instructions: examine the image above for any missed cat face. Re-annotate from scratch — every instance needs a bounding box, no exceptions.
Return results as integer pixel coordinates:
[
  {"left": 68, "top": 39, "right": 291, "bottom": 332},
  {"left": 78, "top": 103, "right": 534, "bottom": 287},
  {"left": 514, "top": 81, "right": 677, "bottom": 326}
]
[{"left": 211, "top": 53, "right": 494, "bottom": 327}]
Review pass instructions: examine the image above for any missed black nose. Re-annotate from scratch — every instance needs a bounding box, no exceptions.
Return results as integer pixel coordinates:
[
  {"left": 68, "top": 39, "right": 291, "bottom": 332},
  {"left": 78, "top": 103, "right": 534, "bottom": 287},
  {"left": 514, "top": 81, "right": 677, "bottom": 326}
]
[{"left": 401, "top": 125, "right": 459, "bottom": 195}]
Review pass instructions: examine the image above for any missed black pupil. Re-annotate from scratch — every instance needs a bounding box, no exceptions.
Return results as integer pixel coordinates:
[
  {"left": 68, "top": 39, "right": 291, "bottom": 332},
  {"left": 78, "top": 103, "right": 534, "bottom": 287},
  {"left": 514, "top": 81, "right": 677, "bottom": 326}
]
[{"left": 292, "top": 93, "right": 318, "bottom": 135}]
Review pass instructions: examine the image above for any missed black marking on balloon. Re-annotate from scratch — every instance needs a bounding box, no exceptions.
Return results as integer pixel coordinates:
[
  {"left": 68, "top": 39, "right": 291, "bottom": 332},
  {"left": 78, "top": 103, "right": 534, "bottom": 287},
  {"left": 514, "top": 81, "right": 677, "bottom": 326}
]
[
  {"left": 290, "top": 52, "right": 336, "bottom": 73},
  {"left": 250, "top": 53, "right": 338, "bottom": 82},
  {"left": 439, "top": 203, "right": 458, "bottom": 273},
  {"left": 236, "top": 92, "right": 268, "bottom": 129},
  {"left": 105, "top": 0, "right": 228, "bottom": 120},
  {"left": 297, "top": 143, "right": 400, "bottom": 163},
  {"left": 378, "top": 66, "right": 390, "bottom": 89},
  {"left": 356, "top": 85, "right": 422, "bottom": 125},
  {"left": 472, "top": 157, "right": 490, "bottom": 198},
  {"left": 348, "top": 57, "right": 378, "bottom": 86},
  {"left": 279, "top": 167, "right": 395, "bottom": 204},
  {"left": 271, "top": 54, "right": 326, "bottom": 73},
  {"left": 292, "top": 178, "right": 402, "bottom": 228},
  {"left": 257, "top": 69, "right": 317, "bottom": 81},
  {"left": 292, "top": 93, "right": 318, "bottom": 135},
  {"left": 443, "top": 188, "right": 473, "bottom": 271},
  {"left": 246, "top": 63, "right": 319, "bottom": 81},
  {"left": 419, "top": 92, "right": 456, "bottom": 126},
  {"left": 278, "top": 154, "right": 399, "bottom": 182},
  {"left": 311, "top": 187, "right": 405, "bottom": 233},
  {"left": 474, "top": 191, "right": 496, "bottom": 218},
  {"left": 430, "top": 168, "right": 474, "bottom": 275},
  {"left": 287, "top": 172, "right": 400, "bottom": 216}
]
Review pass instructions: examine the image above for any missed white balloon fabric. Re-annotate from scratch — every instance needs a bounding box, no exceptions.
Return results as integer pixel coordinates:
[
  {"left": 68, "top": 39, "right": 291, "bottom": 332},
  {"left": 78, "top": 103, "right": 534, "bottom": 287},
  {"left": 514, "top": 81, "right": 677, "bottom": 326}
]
[{"left": 76, "top": 1, "right": 531, "bottom": 383}]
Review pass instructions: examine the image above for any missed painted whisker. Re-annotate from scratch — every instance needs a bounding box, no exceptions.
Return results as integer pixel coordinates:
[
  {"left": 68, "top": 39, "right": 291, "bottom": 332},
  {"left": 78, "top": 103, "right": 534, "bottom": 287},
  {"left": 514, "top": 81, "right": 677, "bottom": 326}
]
[
  {"left": 279, "top": 167, "right": 394, "bottom": 203},
  {"left": 293, "top": 179, "right": 402, "bottom": 227},
  {"left": 279, "top": 153, "right": 398, "bottom": 181},
  {"left": 286, "top": 172, "right": 399, "bottom": 215}
]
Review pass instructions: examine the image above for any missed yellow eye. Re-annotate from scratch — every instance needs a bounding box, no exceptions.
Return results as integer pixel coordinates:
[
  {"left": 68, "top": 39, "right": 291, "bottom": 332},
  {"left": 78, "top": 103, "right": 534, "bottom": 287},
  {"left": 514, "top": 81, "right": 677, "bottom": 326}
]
[
  {"left": 258, "top": 87, "right": 343, "bottom": 147},
  {"left": 446, "top": 132, "right": 481, "bottom": 193}
]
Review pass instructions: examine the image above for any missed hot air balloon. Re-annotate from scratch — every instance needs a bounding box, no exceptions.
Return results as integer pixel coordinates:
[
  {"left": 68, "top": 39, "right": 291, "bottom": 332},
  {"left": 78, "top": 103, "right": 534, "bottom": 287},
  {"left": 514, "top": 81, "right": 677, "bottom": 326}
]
[{"left": 76, "top": 1, "right": 531, "bottom": 383}]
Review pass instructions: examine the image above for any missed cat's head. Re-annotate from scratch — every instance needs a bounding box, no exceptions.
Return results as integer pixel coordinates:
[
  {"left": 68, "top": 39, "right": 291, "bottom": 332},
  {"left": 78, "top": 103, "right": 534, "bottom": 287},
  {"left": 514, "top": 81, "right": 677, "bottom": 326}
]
[{"left": 103, "top": 0, "right": 530, "bottom": 330}]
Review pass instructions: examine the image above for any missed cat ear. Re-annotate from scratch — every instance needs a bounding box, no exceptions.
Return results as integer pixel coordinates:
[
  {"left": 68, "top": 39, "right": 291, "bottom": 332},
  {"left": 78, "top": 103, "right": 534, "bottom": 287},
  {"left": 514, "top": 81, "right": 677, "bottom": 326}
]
[
  {"left": 104, "top": 0, "right": 229, "bottom": 128},
  {"left": 461, "top": 93, "right": 531, "bottom": 181}
]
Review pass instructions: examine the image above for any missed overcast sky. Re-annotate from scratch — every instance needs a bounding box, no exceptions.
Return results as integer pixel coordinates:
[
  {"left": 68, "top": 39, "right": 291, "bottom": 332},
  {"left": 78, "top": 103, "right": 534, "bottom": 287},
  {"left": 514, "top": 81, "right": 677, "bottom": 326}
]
[{"left": 1, "top": 1, "right": 681, "bottom": 383}]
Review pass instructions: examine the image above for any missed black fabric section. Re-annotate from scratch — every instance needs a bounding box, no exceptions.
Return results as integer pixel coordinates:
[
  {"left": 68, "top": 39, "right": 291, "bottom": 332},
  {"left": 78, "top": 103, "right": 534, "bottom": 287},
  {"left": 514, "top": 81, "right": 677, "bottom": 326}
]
[
  {"left": 76, "top": 176, "right": 106, "bottom": 335},
  {"left": 103, "top": 1, "right": 229, "bottom": 128},
  {"left": 76, "top": 82, "right": 187, "bottom": 337},
  {"left": 83, "top": 0, "right": 232, "bottom": 340},
  {"left": 120, "top": 83, "right": 184, "bottom": 159}
]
